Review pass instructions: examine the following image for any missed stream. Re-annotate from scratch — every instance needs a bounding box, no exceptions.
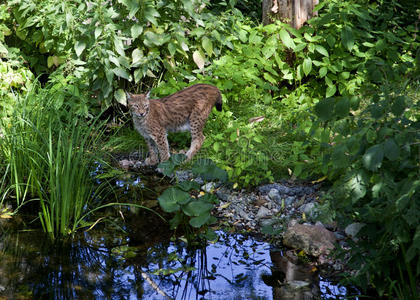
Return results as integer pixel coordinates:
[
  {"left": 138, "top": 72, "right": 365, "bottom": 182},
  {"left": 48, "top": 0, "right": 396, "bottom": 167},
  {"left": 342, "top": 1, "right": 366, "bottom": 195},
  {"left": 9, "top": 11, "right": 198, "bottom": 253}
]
[{"left": 0, "top": 168, "right": 360, "bottom": 299}]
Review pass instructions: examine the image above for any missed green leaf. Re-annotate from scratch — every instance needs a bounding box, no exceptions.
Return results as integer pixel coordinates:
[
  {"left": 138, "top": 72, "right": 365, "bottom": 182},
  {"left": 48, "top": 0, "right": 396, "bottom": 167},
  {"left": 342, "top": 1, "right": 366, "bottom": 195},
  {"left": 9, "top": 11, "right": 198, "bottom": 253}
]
[
  {"left": 346, "top": 171, "right": 367, "bottom": 202},
  {"left": 314, "top": 97, "right": 335, "bottom": 121},
  {"left": 202, "top": 36, "right": 213, "bottom": 57},
  {"left": 178, "top": 181, "right": 201, "bottom": 192},
  {"left": 192, "top": 159, "right": 227, "bottom": 182},
  {"left": 335, "top": 97, "right": 350, "bottom": 118},
  {"left": 193, "top": 50, "right": 205, "bottom": 69},
  {"left": 94, "top": 27, "right": 102, "bottom": 39},
  {"left": 74, "top": 41, "right": 86, "bottom": 57},
  {"left": 384, "top": 139, "right": 400, "bottom": 161},
  {"left": 303, "top": 58, "right": 312, "bottom": 76},
  {"left": 363, "top": 144, "right": 384, "bottom": 171},
  {"left": 158, "top": 187, "right": 189, "bottom": 213},
  {"left": 280, "top": 29, "right": 296, "bottom": 49},
  {"left": 131, "top": 24, "right": 143, "bottom": 39},
  {"left": 326, "top": 85, "right": 336, "bottom": 97},
  {"left": 189, "top": 213, "right": 211, "bottom": 228},
  {"left": 183, "top": 200, "right": 213, "bottom": 217},
  {"left": 341, "top": 26, "right": 354, "bottom": 51},
  {"left": 114, "top": 89, "right": 127, "bottom": 106},
  {"left": 319, "top": 66, "right": 328, "bottom": 78},
  {"left": 112, "top": 67, "right": 130, "bottom": 80},
  {"left": 315, "top": 45, "right": 329, "bottom": 57},
  {"left": 391, "top": 96, "right": 406, "bottom": 116}
]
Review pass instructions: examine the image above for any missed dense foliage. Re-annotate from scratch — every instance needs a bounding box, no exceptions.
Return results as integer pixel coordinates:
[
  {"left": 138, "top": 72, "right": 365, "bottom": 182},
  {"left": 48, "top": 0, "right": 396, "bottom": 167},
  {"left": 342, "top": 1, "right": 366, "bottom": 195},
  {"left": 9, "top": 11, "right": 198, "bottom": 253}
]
[{"left": 0, "top": 0, "right": 419, "bottom": 296}]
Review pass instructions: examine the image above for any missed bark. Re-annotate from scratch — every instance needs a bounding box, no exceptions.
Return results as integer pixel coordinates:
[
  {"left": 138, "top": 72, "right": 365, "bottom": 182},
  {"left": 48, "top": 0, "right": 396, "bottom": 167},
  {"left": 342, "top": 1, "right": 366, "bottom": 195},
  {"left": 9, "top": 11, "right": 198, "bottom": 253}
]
[{"left": 262, "top": 0, "right": 319, "bottom": 29}]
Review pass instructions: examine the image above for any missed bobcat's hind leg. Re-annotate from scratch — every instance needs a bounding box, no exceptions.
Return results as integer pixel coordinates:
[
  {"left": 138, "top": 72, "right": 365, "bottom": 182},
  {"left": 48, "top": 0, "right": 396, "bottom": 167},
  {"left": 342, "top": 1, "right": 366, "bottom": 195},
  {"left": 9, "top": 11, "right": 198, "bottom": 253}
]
[{"left": 186, "top": 131, "right": 205, "bottom": 161}]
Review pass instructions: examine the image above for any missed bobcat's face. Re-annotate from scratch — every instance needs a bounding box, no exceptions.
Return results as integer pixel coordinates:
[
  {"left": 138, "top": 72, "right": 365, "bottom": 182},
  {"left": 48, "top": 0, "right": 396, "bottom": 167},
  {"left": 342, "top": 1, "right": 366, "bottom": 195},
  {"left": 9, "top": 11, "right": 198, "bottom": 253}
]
[{"left": 127, "top": 92, "right": 150, "bottom": 118}]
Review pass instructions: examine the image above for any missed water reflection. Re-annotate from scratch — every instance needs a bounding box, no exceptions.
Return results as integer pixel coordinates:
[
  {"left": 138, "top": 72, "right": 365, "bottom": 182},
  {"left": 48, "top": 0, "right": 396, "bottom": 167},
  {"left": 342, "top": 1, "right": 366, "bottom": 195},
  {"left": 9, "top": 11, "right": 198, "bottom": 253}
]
[{"left": 0, "top": 227, "right": 357, "bottom": 300}]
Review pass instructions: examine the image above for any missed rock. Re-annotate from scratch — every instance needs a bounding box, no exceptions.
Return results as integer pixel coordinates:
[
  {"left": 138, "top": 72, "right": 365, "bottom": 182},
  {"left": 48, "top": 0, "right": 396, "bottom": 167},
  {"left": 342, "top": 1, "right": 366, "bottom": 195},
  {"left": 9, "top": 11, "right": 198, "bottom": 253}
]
[
  {"left": 285, "top": 196, "right": 295, "bottom": 207},
  {"left": 201, "top": 182, "right": 216, "bottom": 193},
  {"left": 258, "top": 184, "right": 292, "bottom": 195},
  {"left": 334, "top": 231, "right": 346, "bottom": 240},
  {"left": 283, "top": 223, "right": 337, "bottom": 257},
  {"left": 215, "top": 189, "right": 230, "bottom": 202},
  {"left": 256, "top": 206, "right": 271, "bottom": 220},
  {"left": 119, "top": 159, "right": 133, "bottom": 170},
  {"left": 299, "top": 203, "right": 318, "bottom": 220},
  {"left": 287, "top": 280, "right": 310, "bottom": 289},
  {"left": 345, "top": 223, "right": 365, "bottom": 240},
  {"left": 268, "top": 189, "right": 281, "bottom": 201},
  {"left": 237, "top": 208, "right": 251, "bottom": 221}
]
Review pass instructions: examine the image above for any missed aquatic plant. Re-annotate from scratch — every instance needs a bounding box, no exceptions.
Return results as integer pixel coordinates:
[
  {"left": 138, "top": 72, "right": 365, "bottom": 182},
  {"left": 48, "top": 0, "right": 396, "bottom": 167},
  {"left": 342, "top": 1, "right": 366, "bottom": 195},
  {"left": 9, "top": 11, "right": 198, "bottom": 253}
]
[{"left": 0, "top": 82, "right": 109, "bottom": 238}]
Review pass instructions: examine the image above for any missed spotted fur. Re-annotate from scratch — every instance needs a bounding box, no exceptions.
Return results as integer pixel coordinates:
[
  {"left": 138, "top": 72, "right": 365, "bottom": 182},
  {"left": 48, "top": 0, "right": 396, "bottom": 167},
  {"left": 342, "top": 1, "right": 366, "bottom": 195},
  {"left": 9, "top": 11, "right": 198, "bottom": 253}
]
[{"left": 127, "top": 84, "right": 222, "bottom": 165}]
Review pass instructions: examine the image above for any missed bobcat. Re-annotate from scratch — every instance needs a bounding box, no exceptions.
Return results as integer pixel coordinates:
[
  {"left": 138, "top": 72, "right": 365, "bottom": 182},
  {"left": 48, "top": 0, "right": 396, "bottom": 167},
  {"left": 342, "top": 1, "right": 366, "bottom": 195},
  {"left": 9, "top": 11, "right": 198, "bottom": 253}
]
[{"left": 127, "top": 84, "right": 222, "bottom": 166}]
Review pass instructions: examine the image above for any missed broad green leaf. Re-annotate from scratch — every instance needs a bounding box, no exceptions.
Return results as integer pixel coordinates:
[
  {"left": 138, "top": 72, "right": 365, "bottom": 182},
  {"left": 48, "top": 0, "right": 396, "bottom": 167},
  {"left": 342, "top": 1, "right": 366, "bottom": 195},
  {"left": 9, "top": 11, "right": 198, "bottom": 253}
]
[
  {"left": 131, "top": 48, "right": 143, "bottom": 66},
  {"left": 144, "top": 31, "right": 170, "bottom": 47},
  {"left": 384, "top": 139, "right": 400, "bottom": 161},
  {"left": 183, "top": 201, "right": 213, "bottom": 217},
  {"left": 168, "top": 42, "right": 177, "bottom": 56},
  {"left": 193, "top": 50, "right": 205, "bottom": 69},
  {"left": 131, "top": 24, "right": 143, "bottom": 39},
  {"left": 315, "top": 45, "right": 329, "bottom": 57},
  {"left": 314, "top": 97, "right": 335, "bottom": 121},
  {"left": 112, "top": 67, "right": 130, "bottom": 80},
  {"left": 319, "top": 66, "right": 328, "bottom": 78},
  {"left": 363, "top": 144, "right": 384, "bottom": 171},
  {"left": 94, "top": 27, "right": 102, "bottom": 39},
  {"left": 134, "top": 68, "right": 143, "bottom": 83},
  {"left": 189, "top": 213, "right": 211, "bottom": 228},
  {"left": 280, "top": 29, "right": 296, "bottom": 49},
  {"left": 202, "top": 37, "right": 213, "bottom": 57},
  {"left": 335, "top": 97, "right": 350, "bottom": 118},
  {"left": 303, "top": 58, "right": 312, "bottom": 76},
  {"left": 192, "top": 159, "right": 227, "bottom": 182},
  {"left": 178, "top": 181, "right": 201, "bottom": 192},
  {"left": 391, "top": 96, "right": 406, "bottom": 116},
  {"left": 114, "top": 89, "right": 127, "bottom": 106},
  {"left": 326, "top": 85, "right": 336, "bottom": 97},
  {"left": 341, "top": 26, "right": 354, "bottom": 51},
  {"left": 0, "top": 42, "right": 7, "bottom": 54},
  {"left": 158, "top": 187, "right": 189, "bottom": 213},
  {"left": 74, "top": 41, "right": 86, "bottom": 57},
  {"left": 346, "top": 171, "right": 367, "bottom": 202}
]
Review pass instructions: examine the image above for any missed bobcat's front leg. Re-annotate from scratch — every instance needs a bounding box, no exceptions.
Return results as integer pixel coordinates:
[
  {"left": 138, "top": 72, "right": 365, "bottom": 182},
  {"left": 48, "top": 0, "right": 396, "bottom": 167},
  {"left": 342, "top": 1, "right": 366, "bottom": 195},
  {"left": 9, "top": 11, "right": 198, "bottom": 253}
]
[
  {"left": 144, "top": 138, "right": 159, "bottom": 166},
  {"left": 153, "top": 130, "right": 171, "bottom": 163}
]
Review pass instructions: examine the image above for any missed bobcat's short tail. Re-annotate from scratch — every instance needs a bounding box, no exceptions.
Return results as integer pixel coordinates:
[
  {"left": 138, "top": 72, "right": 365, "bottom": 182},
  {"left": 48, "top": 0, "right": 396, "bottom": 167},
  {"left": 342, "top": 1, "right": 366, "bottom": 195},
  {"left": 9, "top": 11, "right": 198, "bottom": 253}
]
[{"left": 215, "top": 92, "right": 223, "bottom": 112}]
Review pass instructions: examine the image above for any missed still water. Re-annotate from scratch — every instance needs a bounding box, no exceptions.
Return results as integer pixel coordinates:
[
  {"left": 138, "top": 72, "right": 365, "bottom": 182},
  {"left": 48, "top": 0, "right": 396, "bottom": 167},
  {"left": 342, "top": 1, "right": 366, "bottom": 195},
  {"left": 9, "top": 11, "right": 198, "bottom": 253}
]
[{"left": 0, "top": 226, "right": 354, "bottom": 299}]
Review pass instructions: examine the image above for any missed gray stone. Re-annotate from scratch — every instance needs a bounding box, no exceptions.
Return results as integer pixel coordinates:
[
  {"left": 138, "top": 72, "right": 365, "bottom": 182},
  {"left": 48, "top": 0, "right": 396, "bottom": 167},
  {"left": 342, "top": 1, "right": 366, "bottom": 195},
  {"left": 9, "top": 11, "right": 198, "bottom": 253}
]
[
  {"left": 201, "top": 182, "right": 216, "bottom": 193},
  {"left": 215, "top": 190, "right": 229, "bottom": 202},
  {"left": 334, "top": 232, "right": 346, "bottom": 240},
  {"left": 345, "top": 223, "right": 365, "bottom": 239},
  {"left": 285, "top": 196, "right": 295, "bottom": 207},
  {"left": 299, "top": 202, "right": 318, "bottom": 220},
  {"left": 283, "top": 223, "right": 337, "bottom": 257},
  {"left": 237, "top": 208, "right": 251, "bottom": 221},
  {"left": 256, "top": 206, "right": 271, "bottom": 219},
  {"left": 287, "top": 280, "right": 310, "bottom": 289},
  {"left": 268, "top": 188, "right": 281, "bottom": 201}
]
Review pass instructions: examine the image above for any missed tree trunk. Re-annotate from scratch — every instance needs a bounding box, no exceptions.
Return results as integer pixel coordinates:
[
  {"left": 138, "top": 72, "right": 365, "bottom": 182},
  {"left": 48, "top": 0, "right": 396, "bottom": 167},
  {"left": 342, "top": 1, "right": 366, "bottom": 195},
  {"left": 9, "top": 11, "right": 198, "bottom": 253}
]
[{"left": 262, "top": 0, "right": 319, "bottom": 29}]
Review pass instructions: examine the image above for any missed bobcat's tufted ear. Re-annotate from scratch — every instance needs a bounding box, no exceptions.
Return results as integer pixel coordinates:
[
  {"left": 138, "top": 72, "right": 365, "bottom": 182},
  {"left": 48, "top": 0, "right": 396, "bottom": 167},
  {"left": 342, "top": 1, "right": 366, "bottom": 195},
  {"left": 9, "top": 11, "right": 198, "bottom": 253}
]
[
  {"left": 125, "top": 92, "right": 132, "bottom": 101},
  {"left": 146, "top": 91, "right": 151, "bottom": 100}
]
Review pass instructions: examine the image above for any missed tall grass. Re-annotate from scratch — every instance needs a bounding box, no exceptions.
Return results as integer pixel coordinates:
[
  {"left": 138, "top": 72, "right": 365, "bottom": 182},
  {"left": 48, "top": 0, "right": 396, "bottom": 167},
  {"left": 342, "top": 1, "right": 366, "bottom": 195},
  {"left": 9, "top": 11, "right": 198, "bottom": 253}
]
[{"left": 0, "top": 83, "right": 109, "bottom": 238}]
